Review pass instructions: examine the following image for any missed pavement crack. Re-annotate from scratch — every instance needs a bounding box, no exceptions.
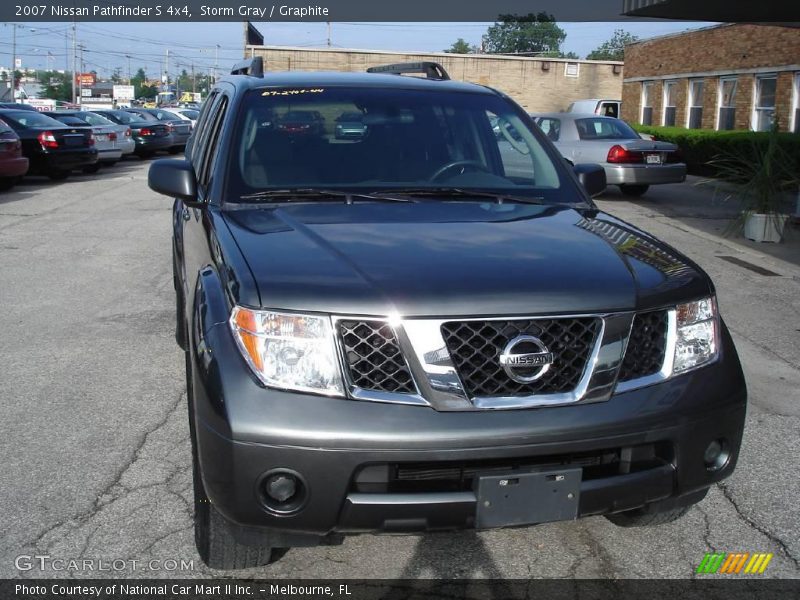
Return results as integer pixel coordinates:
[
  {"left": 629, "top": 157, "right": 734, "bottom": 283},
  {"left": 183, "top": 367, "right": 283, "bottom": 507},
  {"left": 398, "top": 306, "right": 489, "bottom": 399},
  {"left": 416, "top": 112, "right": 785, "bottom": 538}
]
[{"left": 717, "top": 481, "right": 800, "bottom": 569}]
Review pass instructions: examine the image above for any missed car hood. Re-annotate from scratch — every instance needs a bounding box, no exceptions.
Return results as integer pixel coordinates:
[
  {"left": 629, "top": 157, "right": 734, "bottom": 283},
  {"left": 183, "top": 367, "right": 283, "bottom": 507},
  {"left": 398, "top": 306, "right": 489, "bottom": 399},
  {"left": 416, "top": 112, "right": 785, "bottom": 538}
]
[{"left": 222, "top": 202, "right": 710, "bottom": 317}]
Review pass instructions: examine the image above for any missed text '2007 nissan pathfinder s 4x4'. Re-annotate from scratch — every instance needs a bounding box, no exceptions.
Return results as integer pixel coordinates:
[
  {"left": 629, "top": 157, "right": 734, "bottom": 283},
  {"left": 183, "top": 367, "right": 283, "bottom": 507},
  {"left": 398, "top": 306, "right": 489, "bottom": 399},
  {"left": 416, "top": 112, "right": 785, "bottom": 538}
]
[{"left": 147, "top": 58, "right": 747, "bottom": 570}]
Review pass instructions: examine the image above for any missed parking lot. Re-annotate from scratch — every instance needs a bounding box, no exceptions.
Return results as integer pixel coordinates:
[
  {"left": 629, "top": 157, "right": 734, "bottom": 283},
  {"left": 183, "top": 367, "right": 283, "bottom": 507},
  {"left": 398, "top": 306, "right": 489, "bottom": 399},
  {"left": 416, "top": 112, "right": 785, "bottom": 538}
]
[{"left": 0, "top": 160, "right": 798, "bottom": 579}]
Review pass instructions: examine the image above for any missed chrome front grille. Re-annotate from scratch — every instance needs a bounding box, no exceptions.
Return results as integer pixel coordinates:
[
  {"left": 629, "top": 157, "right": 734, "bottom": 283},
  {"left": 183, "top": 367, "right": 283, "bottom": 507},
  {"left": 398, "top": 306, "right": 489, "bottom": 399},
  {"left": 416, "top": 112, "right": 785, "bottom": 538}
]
[
  {"left": 337, "top": 320, "right": 416, "bottom": 394},
  {"left": 440, "top": 318, "right": 602, "bottom": 398},
  {"left": 333, "top": 310, "right": 670, "bottom": 410},
  {"left": 618, "top": 310, "right": 669, "bottom": 382}
]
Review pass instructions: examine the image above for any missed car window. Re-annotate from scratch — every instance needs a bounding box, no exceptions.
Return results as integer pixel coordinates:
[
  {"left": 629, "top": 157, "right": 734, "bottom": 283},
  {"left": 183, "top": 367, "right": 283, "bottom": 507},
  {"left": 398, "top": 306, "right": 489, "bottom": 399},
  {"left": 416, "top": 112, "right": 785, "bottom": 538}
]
[
  {"left": 197, "top": 96, "right": 229, "bottom": 190},
  {"left": 535, "top": 117, "right": 561, "bottom": 141},
  {"left": 53, "top": 116, "right": 89, "bottom": 126},
  {"left": 77, "top": 112, "right": 113, "bottom": 126},
  {"left": 0, "top": 118, "right": 13, "bottom": 134},
  {"left": 575, "top": 117, "right": 638, "bottom": 140},
  {"left": 600, "top": 103, "right": 619, "bottom": 118},
  {"left": 1, "top": 111, "right": 65, "bottom": 128},
  {"left": 232, "top": 87, "right": 564, "bottom": 201},
  {"left": 107, "top": 111, "right": 146, "bottom": 125},
  {"left": 189, "top": 91, "right": 219, "bottom": 165},
  {"left": 180, "top": 109, "right": 199, "bottom": 120}
]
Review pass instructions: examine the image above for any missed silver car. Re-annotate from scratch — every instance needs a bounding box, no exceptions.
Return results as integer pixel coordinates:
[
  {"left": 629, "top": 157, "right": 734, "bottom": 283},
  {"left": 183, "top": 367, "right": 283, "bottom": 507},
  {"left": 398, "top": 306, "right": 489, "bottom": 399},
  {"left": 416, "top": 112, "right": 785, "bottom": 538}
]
[
  {"left": 531, "top": 113, "right": 687, "bottom": 197},
  {"left": 74, "top": 110, "right": 136, "bottom": 159},
  {"left": 44, "top": 112, "right": 122, "bottom": 172}
]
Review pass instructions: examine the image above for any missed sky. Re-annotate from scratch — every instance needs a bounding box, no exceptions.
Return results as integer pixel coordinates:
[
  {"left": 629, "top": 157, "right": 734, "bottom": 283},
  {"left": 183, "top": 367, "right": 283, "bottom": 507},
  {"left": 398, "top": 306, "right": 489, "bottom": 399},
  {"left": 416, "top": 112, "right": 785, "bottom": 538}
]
[{"left": 0, "top": 20, "right": 716, "bottom": 81}]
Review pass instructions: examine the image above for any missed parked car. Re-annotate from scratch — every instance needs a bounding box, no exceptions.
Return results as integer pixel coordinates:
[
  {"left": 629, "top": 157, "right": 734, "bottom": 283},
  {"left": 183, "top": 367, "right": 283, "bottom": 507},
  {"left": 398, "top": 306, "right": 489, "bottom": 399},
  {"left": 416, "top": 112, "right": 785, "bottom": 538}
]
[
  {"left": 0, "top": 109, "right": 97, "bottom": 180},
  {"left": 68, "top": 110, "right": 136, "bottom": 159},
  {"left": 334, "top": 111, "right": 367, "bottom": 140},
  {"left": 163, "top": 107, "right": 200, "bottom": 130},
  {"left": 91, "top": 109, "right": 172, "bottom": 158},
  {"left": 0, "top": 118, "right": 29, "bottom": 191},
  {"left": 567, "top": 99, "right": 622, "bottom": 119},
  {"left": 531, "top": 113, "right": 686, "bottom": 196},
  {"left": 124, "top": 108, "right": 191, "bottom": 154},
  {"left": 276, "top": 110, "right": 326, "bottom": 137},
  {"left": 147, "top": 58, "right": 746, "bottom": 570},
  {"left": 43, "top": 113, "right": 121, "bottom": 172}
]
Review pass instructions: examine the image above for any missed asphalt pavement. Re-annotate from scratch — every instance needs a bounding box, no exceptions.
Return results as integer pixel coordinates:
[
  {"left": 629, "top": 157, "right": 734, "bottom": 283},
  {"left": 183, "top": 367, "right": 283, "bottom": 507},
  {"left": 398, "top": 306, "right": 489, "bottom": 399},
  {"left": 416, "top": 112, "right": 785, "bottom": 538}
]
[{"left": 0, "top": 164, "right": 798, "bottom": 579}]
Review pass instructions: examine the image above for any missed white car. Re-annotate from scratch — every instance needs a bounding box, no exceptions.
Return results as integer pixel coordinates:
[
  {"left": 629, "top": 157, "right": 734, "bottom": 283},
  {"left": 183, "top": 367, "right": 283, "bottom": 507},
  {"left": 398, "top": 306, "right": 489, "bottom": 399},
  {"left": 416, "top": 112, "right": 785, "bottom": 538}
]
[
  {"left": 161, "top": 107, "right": 199, "bottom": 130},
  {"left": 531, "top": 112, "right": 687, "bottom": 197}
]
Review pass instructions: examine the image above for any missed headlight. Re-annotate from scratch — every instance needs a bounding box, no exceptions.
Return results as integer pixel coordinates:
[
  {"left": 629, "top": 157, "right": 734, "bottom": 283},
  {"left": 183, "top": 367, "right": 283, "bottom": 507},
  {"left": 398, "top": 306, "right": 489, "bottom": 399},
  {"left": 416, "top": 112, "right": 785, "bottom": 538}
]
[
  {"left": 673, "top": 297, "right": 718, "bottom": 374},
  {"left": 229, "top": 306, "right": 344, "bottom": 396}
]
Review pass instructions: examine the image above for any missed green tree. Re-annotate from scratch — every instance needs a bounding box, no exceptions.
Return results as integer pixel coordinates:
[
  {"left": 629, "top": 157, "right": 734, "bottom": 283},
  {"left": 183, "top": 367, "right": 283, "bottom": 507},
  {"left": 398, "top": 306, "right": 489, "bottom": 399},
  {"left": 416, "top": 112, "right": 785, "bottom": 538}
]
[
  {"left": 130, "top": 67, "right": 147, "bottom": 98},
  {"left": 110, "top": 68, "right": 122, "bottom": 84},
  {"left": 586, "top": 29, "right": 639, "bottom": 61},
  {"left": 42, "top": 71, "right": 72, "bottom": 102},
  {"left": 483, "top": 12, "right": 566, "bottom": 55},
  {"left": 444, "top": 38, "right": 474, "bottom": 54}
]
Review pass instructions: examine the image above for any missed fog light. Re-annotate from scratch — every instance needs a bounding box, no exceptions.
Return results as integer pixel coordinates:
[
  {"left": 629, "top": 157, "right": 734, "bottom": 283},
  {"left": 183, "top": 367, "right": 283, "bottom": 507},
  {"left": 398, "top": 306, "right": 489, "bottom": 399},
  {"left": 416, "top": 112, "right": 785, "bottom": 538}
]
[
  {"left": 266, "top": 474, "right": 297, "bottom": 503},
  {"left": 257, "top": 469, "right": 308, "bottom": 515},
  {"left": 704, "top": 439, "right": 731, "bottom": 472}
]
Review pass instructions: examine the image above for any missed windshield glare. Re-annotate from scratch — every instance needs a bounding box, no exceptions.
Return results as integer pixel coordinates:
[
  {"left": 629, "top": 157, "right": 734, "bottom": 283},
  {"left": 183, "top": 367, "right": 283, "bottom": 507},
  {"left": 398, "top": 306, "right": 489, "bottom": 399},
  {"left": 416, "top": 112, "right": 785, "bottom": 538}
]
[{"left": 230, "top": 87, "right": 569, "bottom": 203}]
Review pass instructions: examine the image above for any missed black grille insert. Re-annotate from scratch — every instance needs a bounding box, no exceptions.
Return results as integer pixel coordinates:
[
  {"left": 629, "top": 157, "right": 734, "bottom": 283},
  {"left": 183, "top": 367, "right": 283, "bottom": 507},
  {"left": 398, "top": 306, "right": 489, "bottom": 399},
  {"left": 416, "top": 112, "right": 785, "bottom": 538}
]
[
  {"left": 338, "top": 320, "right": 416, "bottom": 394},
  {"left": 619, "top": 310, "right": 669, "bottom": 382},
  {"left": 441, "top": 318, "right": 601, "bottom": 398}
]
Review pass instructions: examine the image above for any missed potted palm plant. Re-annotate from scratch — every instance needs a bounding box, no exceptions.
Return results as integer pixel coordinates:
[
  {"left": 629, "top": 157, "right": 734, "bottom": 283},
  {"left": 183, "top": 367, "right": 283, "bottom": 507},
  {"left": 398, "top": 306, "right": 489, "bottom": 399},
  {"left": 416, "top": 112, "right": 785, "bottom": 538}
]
[{"left": 708, "top": 124, "right": 798, "bottom": 243}]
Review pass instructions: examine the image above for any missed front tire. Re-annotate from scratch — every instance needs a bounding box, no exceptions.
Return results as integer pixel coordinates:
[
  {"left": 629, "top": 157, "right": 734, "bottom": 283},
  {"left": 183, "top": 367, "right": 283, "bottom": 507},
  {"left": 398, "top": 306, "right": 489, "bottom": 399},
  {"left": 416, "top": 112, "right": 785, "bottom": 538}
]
[
  {"left": 186, "top": 349, "right": 280, "bottom": 570},
  {"left": 619, "top": 184, "right": 650, "bottom": 197},
  {"left": 606, "top": 506, "right": 689, "bottom": 527}
]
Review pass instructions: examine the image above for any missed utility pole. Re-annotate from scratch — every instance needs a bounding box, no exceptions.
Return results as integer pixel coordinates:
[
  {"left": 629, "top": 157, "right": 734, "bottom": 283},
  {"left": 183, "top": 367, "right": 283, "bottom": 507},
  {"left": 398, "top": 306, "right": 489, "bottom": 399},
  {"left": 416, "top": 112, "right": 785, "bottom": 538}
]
[
  {"left": 71, "top": 21, "right": 77, "bottom": 103},
  {"left": 77, "top": 43, "right": 84, "bottom": 106},
  {"left": 327, "top": 22, "right": 331, "bottom": 48},
  {"left": 126, "top": 55, "right": 131, "bottom": 84},
  {"left": 10, "top": 24, "right": 16, "bottom": 101},
  {"left": 192, "top": 62, "right": 196, "bottom": 93},
  {"left": 214, "top": 44, "right": 219, "bottom": 83}
]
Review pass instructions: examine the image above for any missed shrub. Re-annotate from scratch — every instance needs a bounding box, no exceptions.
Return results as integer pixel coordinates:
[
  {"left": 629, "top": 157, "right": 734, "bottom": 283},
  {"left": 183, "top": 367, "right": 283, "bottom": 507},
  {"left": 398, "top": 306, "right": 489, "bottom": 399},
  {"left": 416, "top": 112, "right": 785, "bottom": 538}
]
[{"left": 630, "top": 124, "right": 800, "bottom": 177}]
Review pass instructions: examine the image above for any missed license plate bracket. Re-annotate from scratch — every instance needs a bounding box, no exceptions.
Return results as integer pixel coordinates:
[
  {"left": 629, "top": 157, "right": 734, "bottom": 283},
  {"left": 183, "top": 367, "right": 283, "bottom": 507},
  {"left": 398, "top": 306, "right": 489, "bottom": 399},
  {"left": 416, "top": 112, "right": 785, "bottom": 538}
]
[{"left": 475, "top": 468, "right": 581, "bottom": 529}]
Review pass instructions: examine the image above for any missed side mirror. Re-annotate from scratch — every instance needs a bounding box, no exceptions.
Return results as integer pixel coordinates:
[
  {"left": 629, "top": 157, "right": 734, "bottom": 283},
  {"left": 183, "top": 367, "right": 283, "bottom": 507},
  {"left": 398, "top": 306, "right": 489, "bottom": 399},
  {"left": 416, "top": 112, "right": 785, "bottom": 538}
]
[
  {"left": 573, "top": 163, "right": 607, "bottom": 197},
  {"left": 148, "top": 159, "right": 197, "bottom": 204}
]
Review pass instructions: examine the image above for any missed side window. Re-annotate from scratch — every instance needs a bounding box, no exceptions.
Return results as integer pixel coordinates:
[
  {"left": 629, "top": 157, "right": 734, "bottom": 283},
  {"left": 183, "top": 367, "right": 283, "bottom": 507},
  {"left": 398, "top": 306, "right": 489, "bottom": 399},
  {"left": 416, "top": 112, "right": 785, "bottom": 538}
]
[
  {"left": 189, "top": 91, "right": 218, "bottom": 166},
  {"left": 196, "top": 96, "right": 229, "bottom": 191}
]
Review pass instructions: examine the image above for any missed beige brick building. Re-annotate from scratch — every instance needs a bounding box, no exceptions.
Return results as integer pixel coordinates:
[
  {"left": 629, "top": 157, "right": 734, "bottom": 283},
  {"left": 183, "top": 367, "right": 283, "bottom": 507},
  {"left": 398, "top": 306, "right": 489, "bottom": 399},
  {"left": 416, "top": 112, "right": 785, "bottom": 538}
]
[
  {"left": 621, "top": 24, "right": 800, "bottom": 132},
  {"left": 244, "top": 45, "right": 624, "bottom": 113}
]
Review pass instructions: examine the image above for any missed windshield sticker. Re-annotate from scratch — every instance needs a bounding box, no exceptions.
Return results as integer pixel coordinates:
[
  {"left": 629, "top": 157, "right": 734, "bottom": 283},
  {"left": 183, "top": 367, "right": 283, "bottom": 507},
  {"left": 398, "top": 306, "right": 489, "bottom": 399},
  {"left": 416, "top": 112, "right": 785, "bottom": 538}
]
[{"left": 262, "top": 89, "right": 325, "bottom": 97}]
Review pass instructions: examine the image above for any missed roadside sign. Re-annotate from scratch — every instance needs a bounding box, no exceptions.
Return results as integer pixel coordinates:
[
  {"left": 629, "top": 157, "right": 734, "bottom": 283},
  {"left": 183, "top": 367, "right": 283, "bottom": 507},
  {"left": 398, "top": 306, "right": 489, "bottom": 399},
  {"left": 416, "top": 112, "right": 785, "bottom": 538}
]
[{"left": 113, "top": 85, "right": 135, "bottom": 101}]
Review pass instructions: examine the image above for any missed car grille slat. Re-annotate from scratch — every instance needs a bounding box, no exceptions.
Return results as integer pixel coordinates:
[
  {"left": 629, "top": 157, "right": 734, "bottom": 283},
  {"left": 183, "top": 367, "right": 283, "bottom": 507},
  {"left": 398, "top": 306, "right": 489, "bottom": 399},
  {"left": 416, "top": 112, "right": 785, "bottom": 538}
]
[
  {"left": 618, "top": 310, "right": 669, "bottom": 381},
  {"left": 441, "top": 318, "right": 601, "bottom": 398},
  {"left": 338, "top": 320, "right": 416, "bottom": 394}
]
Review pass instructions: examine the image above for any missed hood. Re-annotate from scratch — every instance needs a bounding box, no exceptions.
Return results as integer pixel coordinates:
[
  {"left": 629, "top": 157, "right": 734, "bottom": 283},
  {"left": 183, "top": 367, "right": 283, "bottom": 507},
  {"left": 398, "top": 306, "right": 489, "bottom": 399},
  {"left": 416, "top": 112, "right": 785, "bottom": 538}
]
[{"left": 222, "top": 202, "right": 710, "bottom": 317}]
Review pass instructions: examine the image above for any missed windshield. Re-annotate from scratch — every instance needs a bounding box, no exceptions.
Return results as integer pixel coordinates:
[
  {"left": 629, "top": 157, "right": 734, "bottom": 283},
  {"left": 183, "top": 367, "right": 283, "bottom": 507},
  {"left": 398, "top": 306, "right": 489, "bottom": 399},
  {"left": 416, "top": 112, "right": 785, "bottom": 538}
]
[
  {"left": 107, "top": 111, "right": 146, "bottom": 124},
  {"left": 575, "top": 117, "right": 639, "bottom": 140},
  {"left": 229, "top": 87, "right": 569, "bottom": 203},
  {"left": 76, "top": 112, "right": 114, "bottom": 126}
]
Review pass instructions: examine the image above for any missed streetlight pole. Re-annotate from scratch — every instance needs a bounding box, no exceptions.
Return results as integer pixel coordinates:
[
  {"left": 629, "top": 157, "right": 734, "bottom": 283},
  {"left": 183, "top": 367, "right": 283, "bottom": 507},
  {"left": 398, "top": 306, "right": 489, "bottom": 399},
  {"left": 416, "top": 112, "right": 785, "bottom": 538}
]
[
  {"left": 126, "top": 55, "right": 131, "bottom": 84},
  {"left": 71, "top": 21, "right": 77, "bottom": 103},
  {"left": 10, "top": 24, "right": 16, "bottom": 100}
]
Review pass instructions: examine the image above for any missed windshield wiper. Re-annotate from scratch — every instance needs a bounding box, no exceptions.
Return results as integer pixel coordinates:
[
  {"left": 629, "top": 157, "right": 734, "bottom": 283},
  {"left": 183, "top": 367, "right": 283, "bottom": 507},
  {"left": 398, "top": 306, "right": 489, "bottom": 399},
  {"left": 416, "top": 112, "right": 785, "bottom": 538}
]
[
  {"left": 368, "top": 188, "right": 550, "bottom": 205},
  {"left": 238, "top": 189, "right": 417, "bottom": 203}
]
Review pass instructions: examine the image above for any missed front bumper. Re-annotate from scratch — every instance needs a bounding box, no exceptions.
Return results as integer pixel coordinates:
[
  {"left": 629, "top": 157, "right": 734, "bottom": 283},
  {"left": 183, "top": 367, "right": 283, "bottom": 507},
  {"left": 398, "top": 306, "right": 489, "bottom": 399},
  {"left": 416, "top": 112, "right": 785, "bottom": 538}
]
[
  {"left": 604, "top": 163, "right": 687, "bottom": 186},
  {"left": 191, "top": 315, "right": 746, "bottom": 537}
]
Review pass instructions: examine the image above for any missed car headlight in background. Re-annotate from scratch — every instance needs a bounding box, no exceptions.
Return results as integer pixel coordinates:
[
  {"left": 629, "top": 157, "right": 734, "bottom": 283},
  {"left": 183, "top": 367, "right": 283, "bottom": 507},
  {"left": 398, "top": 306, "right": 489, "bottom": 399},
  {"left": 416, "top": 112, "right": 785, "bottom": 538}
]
[
  {"left": 230, "top": 306, "right": 344, "bottom": 396},
  {"left": 673, "top": 297, "right": 718, "bottom": 374}
]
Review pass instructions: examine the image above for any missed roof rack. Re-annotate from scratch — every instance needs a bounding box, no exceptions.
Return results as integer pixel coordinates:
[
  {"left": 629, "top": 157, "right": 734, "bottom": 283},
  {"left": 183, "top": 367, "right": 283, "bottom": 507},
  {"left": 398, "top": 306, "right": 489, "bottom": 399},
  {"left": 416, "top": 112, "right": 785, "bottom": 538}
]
[
  {"left": 366, "top": 62, "right": 450, "bottom": 80},
  {"left": 230, "top": 57, "right": 264, "bottom": 78}
]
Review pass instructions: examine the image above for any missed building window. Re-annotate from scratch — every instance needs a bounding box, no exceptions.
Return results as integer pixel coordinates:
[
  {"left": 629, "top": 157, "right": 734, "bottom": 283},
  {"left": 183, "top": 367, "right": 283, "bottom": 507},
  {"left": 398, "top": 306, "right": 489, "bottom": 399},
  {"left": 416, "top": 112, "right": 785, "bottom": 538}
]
[
  {"left": 792, "top": 73, "right": 799, "bottom": 134},
  {"left": 753, "top": 74, "right": 777, "bottom": 132},
  {"left": 717, "top": 77, "right": 737, "bottom": 131},
  {"left": 663, "top": 80, "right": 678, "bottom": 126},
  {"left": 564, "top": 63, "right": 580, "bottom": 78},
  {"left": 641, "top": 81, "right": 654, "bottom": 126},
  {"left": 687, "top": 79, "right": 704, "bottom": 129}
]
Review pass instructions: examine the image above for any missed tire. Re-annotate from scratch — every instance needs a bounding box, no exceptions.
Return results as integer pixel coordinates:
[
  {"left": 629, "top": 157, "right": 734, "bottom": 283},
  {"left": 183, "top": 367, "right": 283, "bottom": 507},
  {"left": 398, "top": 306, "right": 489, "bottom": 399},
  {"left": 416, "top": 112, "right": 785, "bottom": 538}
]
[
  {"left": 619, "top": 184, "right": 650, "bottom": 197},
  {"left": 186, "top": 351, "right": 279, "bottom": 570},
  {"left": 82, "top": 164, "right": 101, "bottom": 174},
  {"left": 48, "top": 170, "right": 70, "bottom": 181},
  {"left": 0, "top": 177, "right": 16, "bottom": 192},
  {"left": 606, "top": 506, "right": 690, "bottom": 527}
]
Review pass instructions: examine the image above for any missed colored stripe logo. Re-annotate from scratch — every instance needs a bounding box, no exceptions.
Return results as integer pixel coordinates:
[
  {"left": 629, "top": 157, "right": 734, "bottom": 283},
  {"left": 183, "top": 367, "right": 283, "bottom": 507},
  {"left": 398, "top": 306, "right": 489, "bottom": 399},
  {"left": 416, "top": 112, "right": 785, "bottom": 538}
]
[{"left": 696, "top": 552, "right": 773, "bottom": 574}]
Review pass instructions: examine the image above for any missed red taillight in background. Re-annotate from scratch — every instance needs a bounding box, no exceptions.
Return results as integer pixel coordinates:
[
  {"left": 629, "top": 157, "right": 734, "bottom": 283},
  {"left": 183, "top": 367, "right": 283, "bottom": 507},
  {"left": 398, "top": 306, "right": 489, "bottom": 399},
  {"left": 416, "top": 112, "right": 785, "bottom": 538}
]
[
  {"left": 139, "top": 128, "right": 153, "bottom": 136},
  {"left": 87, "top": 134, "right": 95, "bottom": 146},
  {"left": 108, "top": 132, "right": 118, "bottom": 141},
  {"left": 166, "top": 122, "right": 175, "bottom": 132},
  {"left": 38, "top": 131, "right": 58, "bottom": 150},
  {"left": 606, "top": 145, "right": 643, "bottom": 164},
  {"left": 124, "top": 128, "right": 132, "bottom": 137}
]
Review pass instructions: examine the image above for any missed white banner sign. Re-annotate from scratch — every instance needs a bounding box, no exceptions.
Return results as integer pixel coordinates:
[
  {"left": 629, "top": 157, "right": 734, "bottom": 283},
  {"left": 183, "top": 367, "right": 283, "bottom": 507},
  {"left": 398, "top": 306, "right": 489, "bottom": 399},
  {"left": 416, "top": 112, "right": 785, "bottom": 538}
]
[{"left": 113, "top": 85, "right": 135, "bottom": 100}]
